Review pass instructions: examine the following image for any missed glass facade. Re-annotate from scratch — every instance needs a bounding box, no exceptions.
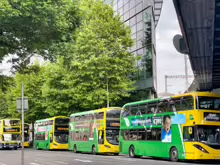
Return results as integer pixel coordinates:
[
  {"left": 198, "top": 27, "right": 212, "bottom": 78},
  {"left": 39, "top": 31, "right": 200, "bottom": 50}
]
[{"left": 105, "top": 0, "right": 158, "bottom": 100}]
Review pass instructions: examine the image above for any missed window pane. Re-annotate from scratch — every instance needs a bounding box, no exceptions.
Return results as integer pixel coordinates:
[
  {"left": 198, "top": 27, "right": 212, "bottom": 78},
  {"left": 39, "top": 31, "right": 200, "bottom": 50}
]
[
  {"left": 130, "top": 16, "right": 136, "bottom": 26},
  {"left": 137, "top": 21, "right": 143, "bottom": 31},
  {"left": 129, "top": 7, "right": 136, "bottom": 17},
  {"left": 137, "top": 12, "right": 143, "bottom": 22},
  {"left": 136, "top": 30, "right": 143, "bottom": 40},
  {"left": 124, "top": 2, "right": 130, "bottom": 13},
  {"left": 182, "top": 96, "right": 194, "bottom": 110},
  {"left": 135, "top": 2, "right": 143, "bottom": 13}
]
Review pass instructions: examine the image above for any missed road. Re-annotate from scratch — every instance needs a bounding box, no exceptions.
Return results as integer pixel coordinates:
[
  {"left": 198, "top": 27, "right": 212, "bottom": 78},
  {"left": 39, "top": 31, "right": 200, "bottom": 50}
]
[{"left": 0, "top": 149, "right": 219, "bottom": 165}]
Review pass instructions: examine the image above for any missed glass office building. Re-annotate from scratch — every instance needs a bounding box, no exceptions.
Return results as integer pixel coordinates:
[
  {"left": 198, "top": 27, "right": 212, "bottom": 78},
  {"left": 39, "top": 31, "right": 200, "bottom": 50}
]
[{"left": 106, "top": 0, "right": 163, "bottom": 100}]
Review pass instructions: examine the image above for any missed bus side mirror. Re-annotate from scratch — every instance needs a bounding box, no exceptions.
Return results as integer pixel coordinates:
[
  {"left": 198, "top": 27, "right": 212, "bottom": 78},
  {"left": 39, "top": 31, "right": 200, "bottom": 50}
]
[{"left": 188, "top": 127, "right": 192, "bottom": 134}]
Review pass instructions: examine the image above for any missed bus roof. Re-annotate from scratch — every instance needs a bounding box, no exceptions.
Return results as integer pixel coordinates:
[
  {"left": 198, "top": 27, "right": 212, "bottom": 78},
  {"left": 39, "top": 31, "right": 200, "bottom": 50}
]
[
  {"left": 122, "top": 92, "right": 220, "bottom": 108},
  {"left": 70, "top": 107, "right": 121, "bottom": 117},
  {"left": 0, "top": 118, "right": 20, "bottom": 121},
  {"left": 35, "top": 116, "right": 69, "bottom": 123}
]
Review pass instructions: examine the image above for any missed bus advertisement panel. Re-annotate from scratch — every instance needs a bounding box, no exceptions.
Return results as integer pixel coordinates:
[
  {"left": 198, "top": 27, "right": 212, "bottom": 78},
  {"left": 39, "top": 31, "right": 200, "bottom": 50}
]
[
  {"left": 68, "top": 107, "right": 121, "bottom": 155},
  {"left": 120, "top": 92, "right": 220, "bottom": 162},
  {"left": 34, "top": 116, "right": 69, "bottom": 150},
  {"left": 0, "top": 119, "right": 21, "bottom": 149}
]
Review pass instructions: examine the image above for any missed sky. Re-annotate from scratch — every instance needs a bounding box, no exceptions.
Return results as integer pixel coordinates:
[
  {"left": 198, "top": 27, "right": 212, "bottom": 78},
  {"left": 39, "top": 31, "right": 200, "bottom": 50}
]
[
  {"left": 0, "top": 0, "right": 194, "bottom": 95},
  {"left": 156, "top": 0, "right": 193, "bottom": 95}
]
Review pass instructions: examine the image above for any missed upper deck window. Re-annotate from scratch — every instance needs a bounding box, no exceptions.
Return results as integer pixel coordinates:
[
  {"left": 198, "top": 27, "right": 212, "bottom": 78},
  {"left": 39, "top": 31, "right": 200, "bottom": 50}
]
[
  {"left": 4, "top": 120, "right": 20, "bottom": 127},
  {"left": 106, "top": 109, "right": 121, "bottom": 119},
  {"left": 198, "top": 97, "right": 220, "bottom": 110}
]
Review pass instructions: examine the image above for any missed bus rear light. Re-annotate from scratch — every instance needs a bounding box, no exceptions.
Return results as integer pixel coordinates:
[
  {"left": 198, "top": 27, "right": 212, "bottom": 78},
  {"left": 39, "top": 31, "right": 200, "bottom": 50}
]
[{"left": 193, "top": 144, "right": 209, "bottom": 153}]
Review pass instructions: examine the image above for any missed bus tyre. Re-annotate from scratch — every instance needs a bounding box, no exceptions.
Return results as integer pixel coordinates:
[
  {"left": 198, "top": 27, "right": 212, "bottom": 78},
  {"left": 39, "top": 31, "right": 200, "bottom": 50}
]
[
  {"left": 92, "top": 146, "right": 96, "bottom": 155},
  {"left": 170, "top": 147, "right": 178, "bottom": 162},
  {"left": 129, "top": 146, "right": 135, "bottom": 158},
  {"left": 73, "top": 145, "right": 77, "bottom": 153}
]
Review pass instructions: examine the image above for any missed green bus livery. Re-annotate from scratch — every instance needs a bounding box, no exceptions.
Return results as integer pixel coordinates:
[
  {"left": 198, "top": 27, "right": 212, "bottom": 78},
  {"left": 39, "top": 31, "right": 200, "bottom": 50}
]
[
  {"left": 120, "top": 92, "right": 220, "bottom": 161},
  {"left": 34, "top": 116, "right": 69, "bottom": 150},
  {"left": 69, "top": 107, "right": 121, "bottom": 155}
]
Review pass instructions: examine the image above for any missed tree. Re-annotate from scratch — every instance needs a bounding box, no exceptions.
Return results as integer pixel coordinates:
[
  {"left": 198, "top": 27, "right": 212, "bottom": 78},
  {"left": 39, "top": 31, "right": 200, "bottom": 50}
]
[
  {"left": 0, "top": 0, "right": 80, "bottom": 67},
  {"left": 41, "top": 57, "right": 78, "bottom": 116},
  {"left": 68, "top": 0, "right": 137, "bottom": 109},
  {"left": 6, "top": 63, "right": 48, "bottom": 123}
]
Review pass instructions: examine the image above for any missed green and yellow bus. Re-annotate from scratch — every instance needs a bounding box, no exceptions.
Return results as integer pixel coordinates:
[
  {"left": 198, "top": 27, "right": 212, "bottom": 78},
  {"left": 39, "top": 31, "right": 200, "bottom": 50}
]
[
  {"left": 24, "top": 123, "right": 30, "bottom": 147},
  {"left": 0, "top": 118, "right": 21, "bottom": 149},
  {"left": 34, "top": 116, "right": 69, "bottom": 150},
  {"left": 120, "top": 92, "right": 220, "bottom": 161},
  {"left": 69, "top": 107, "right": 121, "bottom": 155}
]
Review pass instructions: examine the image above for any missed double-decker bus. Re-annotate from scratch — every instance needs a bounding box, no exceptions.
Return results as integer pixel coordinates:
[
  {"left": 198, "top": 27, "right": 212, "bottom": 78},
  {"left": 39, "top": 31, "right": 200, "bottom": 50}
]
[
  {"left": 0, "top": 118, "right": 21, "bottom": 149},
  {"left": 24, "top": 123, "right": 30, "bottom": 147},
  {"left": 120, "top": 92, "right": 220, "bottom": 162},
  {"left": 34, "top": 116, "right": 69, "bottom": 150},
  {"left": 69, "top": 107, "right": 121, "bottom": 155}
]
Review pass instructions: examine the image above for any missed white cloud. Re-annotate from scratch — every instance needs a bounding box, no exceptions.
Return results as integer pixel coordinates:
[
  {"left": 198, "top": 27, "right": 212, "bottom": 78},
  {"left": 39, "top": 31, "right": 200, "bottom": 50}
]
[{"left": 156, "top": 1, "right": 193, "bottom": 94}]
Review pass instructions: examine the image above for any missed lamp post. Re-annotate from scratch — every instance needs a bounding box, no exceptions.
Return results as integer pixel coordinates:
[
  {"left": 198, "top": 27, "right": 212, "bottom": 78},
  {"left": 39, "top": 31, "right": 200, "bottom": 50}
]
[{"left": 16, "top": 83, "right": 28, "bottom": 165}]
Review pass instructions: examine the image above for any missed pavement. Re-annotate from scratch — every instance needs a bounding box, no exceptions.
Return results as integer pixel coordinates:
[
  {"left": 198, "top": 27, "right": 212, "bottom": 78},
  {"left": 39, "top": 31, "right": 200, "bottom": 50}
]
[{"left": 0, "top": 149, "right": 219, "bottom": 165}]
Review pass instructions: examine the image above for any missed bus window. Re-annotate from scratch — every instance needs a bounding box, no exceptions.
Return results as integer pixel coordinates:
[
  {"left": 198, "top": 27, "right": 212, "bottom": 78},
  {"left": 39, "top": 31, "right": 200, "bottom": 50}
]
[
  {"left": 146, "top": 128, "right": 161, "bottom": 141},
  {"left": 182, "top": 96, "right": 194, "bottom": 110},
  {"left": 183, "top": 126, "right": 194, "bottom": 142},
  {"left": 121, "top": 130, "right": 129, "bottom": 140},
  {"left": 96, "top": 112, "right": 104, "bottom": 120},
  {"left": 169, "top": 99, "right": 181, "bottom": 112},
  {"left": 138, "top": 104, "right": 147, "bottom": 116},
  {"left": 148, "top": 102, "right": 157, "bottom": 114},
  {"left": 122, "top": 106, "right": 131, "bottom": 117},
  {"left": 98, "top": 130, "right": 104, "bottom": 144},
  {"left": 130, "top": 106, "right": 138, "bottom": 116},
  {"left": 156, "top": 100, "right": 168, "bottom": 113}
]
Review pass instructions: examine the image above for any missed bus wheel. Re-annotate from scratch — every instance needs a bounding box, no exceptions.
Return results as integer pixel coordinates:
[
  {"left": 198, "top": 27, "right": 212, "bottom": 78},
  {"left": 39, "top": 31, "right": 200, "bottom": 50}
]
[
  {"left": 92, "top": 146, "right": 96, "bottom": 155},
  {"left": 114, "top": 153, "right": 119, "bottom": 156},
  {"left": 170, "top": 147, "right": 178, "bottom": 162},
  {"left": 129, "top": 146, "right": 135, "bottom": 158},
  {"left": 73, "top": 145, "right": 77, "bottom": 153}
]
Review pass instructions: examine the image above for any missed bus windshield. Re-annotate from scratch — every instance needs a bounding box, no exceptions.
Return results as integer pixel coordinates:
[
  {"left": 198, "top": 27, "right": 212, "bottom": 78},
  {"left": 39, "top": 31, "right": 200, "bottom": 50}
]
[
  {"left": 106, "top": 129, "right": 119, "bottom": 145},
  {"left": 55, "top": 118, "right": 69, "bottom": 125},
  {"left": 107, "top": 109, "right": 121, "bottom": 118},
  {"left": 198, "top": 125, "right": 220, "bottom": 144},
  {"left": 54, "top": 132, "right": 68, "bottom": 144},
  {"left": 198, "top": 97, "right": 220, "bottom": 110},
  {"left": 3, "top": 134, "right": 20, "bottom": 141},
  {"left": 4, "top": 120, "right": 20, "bottom": 127}
]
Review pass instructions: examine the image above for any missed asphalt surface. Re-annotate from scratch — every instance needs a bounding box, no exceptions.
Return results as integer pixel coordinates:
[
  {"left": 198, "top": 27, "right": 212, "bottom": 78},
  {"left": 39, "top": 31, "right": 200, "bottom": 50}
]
[{"left": 0, "top": 149, "right": 219, "bottom": 165}]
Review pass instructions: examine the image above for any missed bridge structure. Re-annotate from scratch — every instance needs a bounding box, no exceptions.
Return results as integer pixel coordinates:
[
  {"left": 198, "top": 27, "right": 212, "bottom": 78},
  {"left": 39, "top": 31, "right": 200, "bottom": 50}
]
[{"left": 172, "top": 0, "right": 220, "bottom": 92}]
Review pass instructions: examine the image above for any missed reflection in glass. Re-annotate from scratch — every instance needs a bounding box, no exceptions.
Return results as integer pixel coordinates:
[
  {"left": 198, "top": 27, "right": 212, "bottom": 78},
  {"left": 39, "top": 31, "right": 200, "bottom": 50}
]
[
  {"left": 3, "top": 134, "right": 20, "bottom": 141},
  {"left": 4, "top": 120, "right": 20, "bottom": 127},
  {"left": 54, "top": 132, "right": 68, "bottom": 144},
  {"left": 197, "top": 126, "right": 220, "bottom": 144},
  {"left": 106, "top": 129, "right": 119, "bottom": 145}
]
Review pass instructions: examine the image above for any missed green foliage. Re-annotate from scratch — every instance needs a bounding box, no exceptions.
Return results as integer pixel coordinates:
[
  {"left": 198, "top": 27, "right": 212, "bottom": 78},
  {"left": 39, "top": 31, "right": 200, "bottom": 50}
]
[
  {"left": 6, "top": 63, "right": 48, "bottom": 123},
  {"left": 68, "top": 0, "right": 137, "bottom": 109},
  {"left": 0, "top": 0, "right": 80, "bottom": 65},
  {"left": 41, "top": 57, "right": 77, "bottom": 116}
]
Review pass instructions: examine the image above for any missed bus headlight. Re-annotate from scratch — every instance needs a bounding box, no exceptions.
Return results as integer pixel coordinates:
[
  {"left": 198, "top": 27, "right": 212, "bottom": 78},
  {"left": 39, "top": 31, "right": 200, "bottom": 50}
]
[
  {"left": 193, "top": 144, "right": 209, "bottom": 153},
  {"left": 104, "top": 145, "right": 111, "bottom": 149}
]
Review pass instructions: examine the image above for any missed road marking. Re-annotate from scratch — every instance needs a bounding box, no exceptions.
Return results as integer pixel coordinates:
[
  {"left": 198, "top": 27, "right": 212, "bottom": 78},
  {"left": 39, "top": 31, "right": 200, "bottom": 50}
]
[
  {"left": 30, "top": 163, "right": 42, "bottom": 165},
  {"left": 54, "top": 161, "right": 68, "bottom": 164},
  {"left": 74, "top": 159, "right": 92, "bottom": 163}
]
